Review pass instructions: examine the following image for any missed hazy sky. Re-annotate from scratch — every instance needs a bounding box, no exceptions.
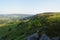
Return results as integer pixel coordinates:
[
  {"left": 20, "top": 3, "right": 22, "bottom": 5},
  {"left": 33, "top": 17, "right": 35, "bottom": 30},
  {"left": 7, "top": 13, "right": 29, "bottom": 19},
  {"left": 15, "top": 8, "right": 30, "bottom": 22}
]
[{"left": 0, "top": 0, "right": 60, "bottom": 14}]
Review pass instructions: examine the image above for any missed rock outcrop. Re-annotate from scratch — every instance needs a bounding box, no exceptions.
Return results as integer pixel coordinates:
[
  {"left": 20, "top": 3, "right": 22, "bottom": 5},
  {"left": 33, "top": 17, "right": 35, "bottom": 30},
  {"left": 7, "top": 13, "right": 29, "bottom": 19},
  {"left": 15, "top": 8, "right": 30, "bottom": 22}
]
[
  {"left": 26, "top": 33, "right": 60, "bottom": 40},
  {"left": 26, "top": 33, "right": 38, "bottom": 40},
  {"left": 52, "top": 37, "right": 60, "bottom": 40},
  {"left": 39, "top": 33, "right": 50, "bottom": 40}
]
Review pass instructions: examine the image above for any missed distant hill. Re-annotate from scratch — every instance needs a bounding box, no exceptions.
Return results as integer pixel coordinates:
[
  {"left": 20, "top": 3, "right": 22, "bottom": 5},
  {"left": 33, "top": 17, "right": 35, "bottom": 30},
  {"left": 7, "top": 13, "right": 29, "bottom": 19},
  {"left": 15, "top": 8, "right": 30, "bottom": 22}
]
[
  {"left": 0, "top": 14, "right": 33, "bottom": 20},
  {"left": 0, "top": 14, "right": 33, "bottom": 24},
  {"left": 0, "top": 12, "right": 60, "bottom": 40}
]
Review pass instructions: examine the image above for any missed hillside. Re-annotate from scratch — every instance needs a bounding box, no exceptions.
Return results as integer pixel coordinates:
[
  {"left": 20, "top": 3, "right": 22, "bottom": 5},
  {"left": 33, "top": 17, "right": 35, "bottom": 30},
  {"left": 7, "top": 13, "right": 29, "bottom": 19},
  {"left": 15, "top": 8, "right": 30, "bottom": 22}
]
[{"left": 0, "top": 12, "right": 60, "bottom": 40}]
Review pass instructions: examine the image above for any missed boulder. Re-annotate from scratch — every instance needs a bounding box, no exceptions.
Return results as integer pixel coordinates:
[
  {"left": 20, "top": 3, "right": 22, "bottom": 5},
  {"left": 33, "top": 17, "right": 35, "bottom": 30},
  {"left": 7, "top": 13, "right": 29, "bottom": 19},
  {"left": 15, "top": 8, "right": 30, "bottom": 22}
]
[
  {"left": 39, "top": 34, "right": 50, "bottom": 40},
  {"left": 52, "top": 37, "right": 60, "bottom": 40},
  {"left": 26, "top": 33, "right": 38, "bottom": 40}
]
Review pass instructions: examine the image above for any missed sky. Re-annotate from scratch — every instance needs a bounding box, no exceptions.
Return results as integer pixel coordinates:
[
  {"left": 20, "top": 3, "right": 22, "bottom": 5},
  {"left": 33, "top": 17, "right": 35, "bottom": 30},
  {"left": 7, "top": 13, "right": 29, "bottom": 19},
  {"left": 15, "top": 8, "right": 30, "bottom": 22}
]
[{"left": 0, "top": 0, "right": 60, "bottom": 14}]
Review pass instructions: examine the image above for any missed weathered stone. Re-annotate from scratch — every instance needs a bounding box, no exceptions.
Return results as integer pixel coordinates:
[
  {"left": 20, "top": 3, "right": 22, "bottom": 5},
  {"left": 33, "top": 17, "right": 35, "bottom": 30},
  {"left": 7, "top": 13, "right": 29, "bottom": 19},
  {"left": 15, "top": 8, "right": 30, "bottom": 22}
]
[
  {"left": 52, "top": 37, "right": 60, "bottom": 40},
  {"left": 26, "top": 33, "right": 60, "bottom": 40},
  {"left": 26, "top": 33, "right": 38, "bottom": 40},
  {"left": 39, "top": 34, "right": 50, "bottom": 40}
]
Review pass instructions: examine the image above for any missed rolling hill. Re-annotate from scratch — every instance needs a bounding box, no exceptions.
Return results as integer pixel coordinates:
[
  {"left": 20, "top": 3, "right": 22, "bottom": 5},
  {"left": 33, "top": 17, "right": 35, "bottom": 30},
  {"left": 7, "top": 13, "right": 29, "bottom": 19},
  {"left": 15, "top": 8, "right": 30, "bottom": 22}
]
[{"left": 0, "top": 12, "right": 60, "bottom": 40}]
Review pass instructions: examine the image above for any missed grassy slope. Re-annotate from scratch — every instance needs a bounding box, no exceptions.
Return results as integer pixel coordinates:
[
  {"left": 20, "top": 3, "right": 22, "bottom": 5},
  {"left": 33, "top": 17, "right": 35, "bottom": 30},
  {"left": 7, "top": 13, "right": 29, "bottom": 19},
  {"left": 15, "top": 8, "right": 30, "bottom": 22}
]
[{"left": 0, "top": 12, "right": 60, "bottom": 40}]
